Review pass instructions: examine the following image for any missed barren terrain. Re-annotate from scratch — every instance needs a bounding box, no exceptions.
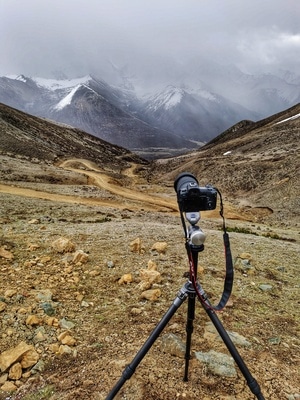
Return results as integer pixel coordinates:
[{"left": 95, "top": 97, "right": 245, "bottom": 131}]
[{"left": 0, "top": 155, "right": 299, "bottom": 400}]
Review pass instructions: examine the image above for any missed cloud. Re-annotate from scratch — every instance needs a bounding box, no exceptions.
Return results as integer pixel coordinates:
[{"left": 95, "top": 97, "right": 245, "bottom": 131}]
[
  {"left": 236, "top": 28, "right": 300, "bottom": 73},
  {"left": 0, "top": 0, "right": 299, "bottom": 79}
]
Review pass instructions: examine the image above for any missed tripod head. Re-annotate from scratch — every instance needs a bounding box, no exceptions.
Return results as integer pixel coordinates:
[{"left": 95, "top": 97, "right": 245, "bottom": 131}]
[{"left": 185, "top": 211, "right": 206, "bottom": 251}]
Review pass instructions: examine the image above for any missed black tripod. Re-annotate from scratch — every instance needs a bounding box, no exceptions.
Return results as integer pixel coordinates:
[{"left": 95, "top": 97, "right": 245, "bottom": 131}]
[{"left": 105, "top": 209, "right": 265, "bottom": 400}]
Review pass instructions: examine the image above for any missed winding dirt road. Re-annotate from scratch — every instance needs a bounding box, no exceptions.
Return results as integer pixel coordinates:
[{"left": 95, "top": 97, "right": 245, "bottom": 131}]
[
  {"left": 0, "top": 158, "right": 248, "bottom": 219},
  {"left": 0, "top": 159, "right": 179, "bottom": 213}
]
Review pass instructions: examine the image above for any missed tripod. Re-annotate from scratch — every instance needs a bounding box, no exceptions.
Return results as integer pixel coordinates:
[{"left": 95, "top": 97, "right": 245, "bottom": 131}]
[{"left": 106, "top": 210, "right": 265, "bottom": 400}]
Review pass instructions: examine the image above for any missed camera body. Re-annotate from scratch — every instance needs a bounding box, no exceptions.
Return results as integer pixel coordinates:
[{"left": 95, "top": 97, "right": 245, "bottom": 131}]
[{"left": 174, "top": 172, "right": 217, "bottom": 212}]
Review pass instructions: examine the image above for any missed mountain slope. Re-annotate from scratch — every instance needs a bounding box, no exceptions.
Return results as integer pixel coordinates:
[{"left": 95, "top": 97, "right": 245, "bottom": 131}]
[
  {"left": 48, "top": 82, "right": 194, "bottom": 153},
  {"left": 0, "top": 102, "right": 146, "bottom": 169},
  {"left": 153, "top": 103, "right": 300, "bottom": 228},
  {"left": 139, "top": 85, "right": 258, "bottom": 142}
]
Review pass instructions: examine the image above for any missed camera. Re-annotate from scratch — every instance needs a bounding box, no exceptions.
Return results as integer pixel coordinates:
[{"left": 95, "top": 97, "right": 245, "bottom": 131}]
[{"left": 174, "top": 172, "right": 217, "bottom": 212}]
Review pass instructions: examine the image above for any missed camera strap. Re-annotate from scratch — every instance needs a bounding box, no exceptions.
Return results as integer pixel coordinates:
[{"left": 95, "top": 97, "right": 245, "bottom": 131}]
[
  {"left": 214, "top": 189, "right": 234, "bottom": 311},
  {"left": 187, "top": 234, "right": 233, "bottom": 311}
]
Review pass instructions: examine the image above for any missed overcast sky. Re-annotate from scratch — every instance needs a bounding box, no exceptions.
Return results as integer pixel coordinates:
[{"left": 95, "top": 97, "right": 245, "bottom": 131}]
[{"left": 1, "top": 0, "right": 300, "bottom": 82}]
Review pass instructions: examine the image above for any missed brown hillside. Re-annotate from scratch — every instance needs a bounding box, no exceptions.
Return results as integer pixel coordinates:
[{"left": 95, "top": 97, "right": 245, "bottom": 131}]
[
  {"left": 153, "top": 103, "right": 300, "bottom": 228},
  {"left": 0, "top": 102, "right": 146, "bottom": 169}
]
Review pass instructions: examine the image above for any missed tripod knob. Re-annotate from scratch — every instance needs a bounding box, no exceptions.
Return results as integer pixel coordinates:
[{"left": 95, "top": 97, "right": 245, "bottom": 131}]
[{"left": 189, "top": 226, "right": 206, "bottom": 246}]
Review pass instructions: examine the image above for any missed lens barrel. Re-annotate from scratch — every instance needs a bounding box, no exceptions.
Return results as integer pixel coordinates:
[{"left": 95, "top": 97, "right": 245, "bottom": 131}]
[{"left": 174, "top": 172, "right": 198, "bottom": 194}]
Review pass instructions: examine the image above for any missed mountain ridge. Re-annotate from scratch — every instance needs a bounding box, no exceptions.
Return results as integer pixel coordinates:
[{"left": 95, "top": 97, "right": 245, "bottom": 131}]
[
  {"left": 0, "top": 74, "right": 196, "bottom": 158},
  {"left": 1, "top": 66, "right": 299, "bottom": 158},
  {"left": 0, "top": 102, "right": 145, "bottom": 169}
]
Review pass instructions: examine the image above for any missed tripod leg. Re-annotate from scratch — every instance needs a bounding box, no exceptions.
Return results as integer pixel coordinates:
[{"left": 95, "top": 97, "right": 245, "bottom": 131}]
[
  {"left": 203, "top": 301, "right": 265, "bottom": 400},
  {"left": 183, "top": 292, "right": 196, "bottom": 381},
  {"left": 105, "top": 288, "right": 188, "bottom": 400}
]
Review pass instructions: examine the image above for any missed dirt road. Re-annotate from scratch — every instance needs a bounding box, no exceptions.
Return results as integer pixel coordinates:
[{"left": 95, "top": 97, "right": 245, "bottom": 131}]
[
  {"left": 59, "top": 159, "right": 179, "bottom": 212},
  {"left": 0, "top": 159, "right": 178, "bottom": 213},
  {"left": 0, "top": 158, "right": 252, "bottom": 220}
]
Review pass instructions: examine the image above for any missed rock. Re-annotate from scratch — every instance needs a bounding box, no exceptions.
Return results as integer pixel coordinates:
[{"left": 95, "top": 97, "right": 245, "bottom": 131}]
[
  {"left": 0, "top": 342, "right": 37, "bottom": 372},
  {"left": 0, "top": 246, "right": 14, "bottom": 260},
  {"left": 130, "top": 308, "right": 143, "bottom": 315},
  {"left": 26, "top": 315, "right": 41, "bottom": 326},
  {"left": 73, "top": 250, "right": 89, "bottom": 264},
  {"left": 107, "top": 261, "right": 115, "bottom": 268},
  {"left": 48, "top": 343, "right": 60, "bottom": 354},
  {"left": 151, "top": 242, "right": 168, "bottom": 254},
  {"left": 140, "top": 289, "right": 161, "bottom": 301},
  {"left": 1, "top": 380, "right": 17, "bottom": 392},
  {"left": 234, "top": 254, "right": 256, "bottom": 275},
  {"left": 268, "top": 337, "right": 281, "bottom": 345},
  {"left": 259, "top": 284, "right": 273, "bottom": 292},
  {"left": 20, "top": 349, "right": 39, "bottom": 369},
  {"left": 89, "top": 269, "right": 100, "bottom": 276},
  {"left": 36, "top": 289, "right": 53, "bottom": 302},
  {"left": 8, "top": 362, "right": 22, "bottom": 380},
  {"left": 58, "top": 345, "right": 73, "bottom": 355},
  {"left": 118, "top": 274, "right": 133, "bottom": 284},
  {"left": 4, "top": 289, "right": 17, "bottom": 298},
  {"left": 76, "top": 293, "right": 84, "bottom": 302},
  {"left": 139, "top": 269, "right": 162, "bottom": 287},
  {"left": 33, "top": 330, "right": 46, "bottom": 343},
  {"left": 44, "top": 316, "right": 59, "bottom": 327},
  {"left": 40, "top": 302, "right": 56, "bottom": 316},
  {"left": 147, "top": 260, "right": 157, "bottom": 270},
  {"left": 0, "top": 301, "right": 6, "bottom": 312},
  {"left": 204, "top": 322, "right": 251, "bottom": 347},
  {"left": 59, "top": 318, "right": 75, "bottom": 330},
  {"left": 238, "top": 252, "right": 252, "bottom": 260},
  {"left": 30, "top": 360, "right": 45, "bottom": 374},
  {"left": 40, "top": 255, "right": 51, "bottom": 263},
  {"left": 17, "top": 307, "right": 28, "bottom": 314},
  {"left": 225, "top": 331, "right": 252, "bottom": 348},
  {"left": 138, "top": 281, "right": 152, "bottom": 291},
  {"left": 28, "top": 219, "right": 40, "bottom": 224},
  {"left": 0, "top": 373, "right": 8, "bottom": 385},
  {"left": 0, "top": 374, "right": 8, "bottom": 384},
  {"left": 195, "top": 350, "right": 237, "bottom": 377},
  {"left": 51, "top": 237, "right": 75, "bottom": 253},
  {"left": 27, "top": 243, "right": 40, "bottom": 251},
  {"left": 130, "top": 238, "right": 143, "bottom": 254},
  {"left": 57, "top": 331, "right": 76, "bottom": 346},
  {"left": 161, "top": 333, "right": 186, "bottom": 358}
]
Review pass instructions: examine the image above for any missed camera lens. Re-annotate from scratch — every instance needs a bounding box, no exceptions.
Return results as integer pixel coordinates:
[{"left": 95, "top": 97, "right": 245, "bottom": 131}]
[{"left": 174, "top": 172, "right": 198, "bottom": 194}]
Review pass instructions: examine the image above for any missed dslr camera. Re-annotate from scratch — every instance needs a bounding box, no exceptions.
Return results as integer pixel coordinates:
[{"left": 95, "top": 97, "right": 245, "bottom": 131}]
[{"left": 174, "top": 172, "right": 217, "bottom": 213}]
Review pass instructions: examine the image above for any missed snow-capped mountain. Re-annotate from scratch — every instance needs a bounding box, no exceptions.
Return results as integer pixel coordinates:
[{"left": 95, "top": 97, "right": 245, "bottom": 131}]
[
  {"left": 178, "top": 63, "right": 300, "bottom": 117},
  {"left": 138, "top": 85, "right": 259, "bottom": 142},
  {"left": 0, "top": 66, "right": 299, "bottom": 156},
  {"left": 0, "top": 74, "right": 195, "bottom": 155}
]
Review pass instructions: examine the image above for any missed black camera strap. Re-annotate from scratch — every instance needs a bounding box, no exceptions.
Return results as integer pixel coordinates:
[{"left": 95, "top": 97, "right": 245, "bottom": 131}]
[{"left": 214, "top": 188, "right": 234, "bottom": 311}]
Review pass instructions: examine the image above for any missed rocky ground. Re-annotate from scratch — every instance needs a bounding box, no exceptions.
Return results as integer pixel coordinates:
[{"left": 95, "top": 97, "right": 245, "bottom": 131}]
[{"left": 0, "top": 156, "right": 299, "bottom": 400}]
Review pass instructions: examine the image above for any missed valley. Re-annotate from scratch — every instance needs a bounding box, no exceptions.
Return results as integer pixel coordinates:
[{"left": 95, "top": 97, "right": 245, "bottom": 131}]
[
  {"left": 0, "top": 153, "right": 299, "bottom": 400},
  {"left": 0, "top": 101, "right": 299, "bottom": 399}
]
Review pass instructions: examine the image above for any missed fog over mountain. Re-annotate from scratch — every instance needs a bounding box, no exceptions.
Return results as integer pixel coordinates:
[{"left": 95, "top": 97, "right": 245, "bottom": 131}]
[
  {"left": 1, "top": 1, "right": 299, "bottom": 156},
  {"left": 1, "top": 1, "right": 299, "bottom": 86}
]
